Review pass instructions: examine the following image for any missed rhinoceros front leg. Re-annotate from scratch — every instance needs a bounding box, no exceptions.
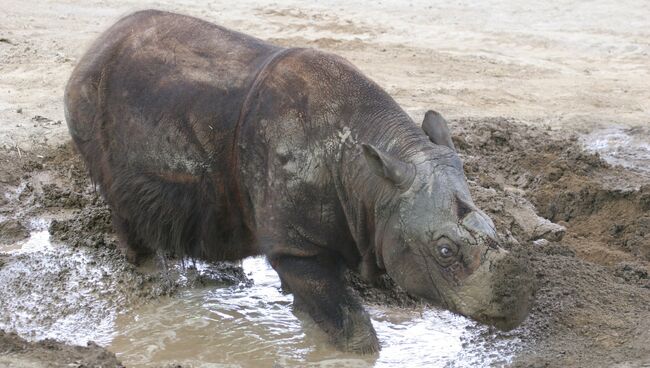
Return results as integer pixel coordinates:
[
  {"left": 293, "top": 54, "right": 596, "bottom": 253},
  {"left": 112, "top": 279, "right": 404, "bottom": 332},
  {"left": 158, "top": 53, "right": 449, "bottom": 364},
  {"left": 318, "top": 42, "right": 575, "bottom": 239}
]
[{"left": 270, "top": 255, "right": 380, "bottom": 353}]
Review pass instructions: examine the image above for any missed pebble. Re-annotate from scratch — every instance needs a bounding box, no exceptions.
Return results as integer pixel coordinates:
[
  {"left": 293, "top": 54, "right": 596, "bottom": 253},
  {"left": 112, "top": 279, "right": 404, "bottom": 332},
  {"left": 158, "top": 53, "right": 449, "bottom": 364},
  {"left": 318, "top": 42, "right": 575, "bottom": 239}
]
[{"left": 532, "top": 239, "right": 550, "bottom": 247}]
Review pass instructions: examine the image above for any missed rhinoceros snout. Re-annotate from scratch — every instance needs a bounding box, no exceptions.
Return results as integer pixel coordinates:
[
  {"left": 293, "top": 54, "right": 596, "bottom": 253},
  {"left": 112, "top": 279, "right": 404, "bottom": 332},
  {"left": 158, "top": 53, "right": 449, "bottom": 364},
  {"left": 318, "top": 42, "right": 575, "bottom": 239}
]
[{"left": 449, "top": 248, "right": 533, "bottom": 331}]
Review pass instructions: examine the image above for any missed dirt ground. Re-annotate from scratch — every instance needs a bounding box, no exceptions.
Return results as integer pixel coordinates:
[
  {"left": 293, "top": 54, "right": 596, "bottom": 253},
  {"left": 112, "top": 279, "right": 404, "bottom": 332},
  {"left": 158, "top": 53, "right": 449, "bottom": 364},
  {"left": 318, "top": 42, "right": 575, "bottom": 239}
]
[{"left": 1, "top": 0, "right": 649, "bottom": 367}]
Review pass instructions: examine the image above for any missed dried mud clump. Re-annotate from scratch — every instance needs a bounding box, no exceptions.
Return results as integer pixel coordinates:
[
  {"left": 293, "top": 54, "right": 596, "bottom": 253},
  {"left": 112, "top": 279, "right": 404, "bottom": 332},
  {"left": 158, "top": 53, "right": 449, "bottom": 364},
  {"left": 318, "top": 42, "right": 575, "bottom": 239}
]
[{"left": 614, "top": 261, "right": 650, "bottom": 288}]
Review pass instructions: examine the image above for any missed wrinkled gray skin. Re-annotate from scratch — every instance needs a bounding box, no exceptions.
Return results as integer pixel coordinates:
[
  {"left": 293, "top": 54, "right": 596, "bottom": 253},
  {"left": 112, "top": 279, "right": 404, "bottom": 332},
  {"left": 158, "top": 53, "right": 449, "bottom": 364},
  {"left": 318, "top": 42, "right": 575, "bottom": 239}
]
[{"left": 64, "top": 10, "right": 532, "bottom": 355}]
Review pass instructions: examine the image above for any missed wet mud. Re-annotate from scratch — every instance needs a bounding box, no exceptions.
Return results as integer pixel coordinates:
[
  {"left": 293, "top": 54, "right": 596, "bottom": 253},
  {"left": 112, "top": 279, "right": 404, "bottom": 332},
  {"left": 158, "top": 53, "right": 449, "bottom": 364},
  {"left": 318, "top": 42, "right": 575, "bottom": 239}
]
[
  {"left": 0, "top": 144, "right": 252, "bottom": 365},
  {"left": 0, "top": 118, "right": 648, "bottom": 367},
  {"left": 455, "top": 118, "right": 649, "bottom": 265},
  {"left": 0, "top": 330, "right": 123, "bottom": 368}
]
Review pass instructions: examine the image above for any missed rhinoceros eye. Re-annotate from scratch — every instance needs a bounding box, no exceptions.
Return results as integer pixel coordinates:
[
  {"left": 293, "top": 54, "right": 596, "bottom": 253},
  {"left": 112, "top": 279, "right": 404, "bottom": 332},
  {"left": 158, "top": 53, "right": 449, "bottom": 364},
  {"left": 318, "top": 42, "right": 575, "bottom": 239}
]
[
  {"left": 437, "top": 240, "right": 458, "bottom": 259},
  {"left": 439, "top": 246, "right": 453, "bottom": 257}
]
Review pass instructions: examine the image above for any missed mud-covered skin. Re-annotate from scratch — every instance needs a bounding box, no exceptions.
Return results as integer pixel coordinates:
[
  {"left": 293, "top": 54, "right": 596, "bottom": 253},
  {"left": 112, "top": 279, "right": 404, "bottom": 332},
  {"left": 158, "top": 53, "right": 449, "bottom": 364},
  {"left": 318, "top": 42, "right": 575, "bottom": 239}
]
[{"left": 65, "top": 10, "right": 530, "bottom": 353}]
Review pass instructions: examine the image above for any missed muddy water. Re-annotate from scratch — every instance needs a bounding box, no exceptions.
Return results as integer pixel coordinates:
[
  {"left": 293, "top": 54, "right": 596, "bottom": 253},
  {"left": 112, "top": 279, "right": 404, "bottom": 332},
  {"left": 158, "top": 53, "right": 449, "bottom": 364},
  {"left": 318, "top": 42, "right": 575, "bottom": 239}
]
[
  {"left": 583, "top": 126, "right": 650, "bottom": 176},
  {"left": 0, "top": 227, "right": 521, "bottom": 367},
  {"left": 110, "top": 257, "right": 520, "bottom": 367}
]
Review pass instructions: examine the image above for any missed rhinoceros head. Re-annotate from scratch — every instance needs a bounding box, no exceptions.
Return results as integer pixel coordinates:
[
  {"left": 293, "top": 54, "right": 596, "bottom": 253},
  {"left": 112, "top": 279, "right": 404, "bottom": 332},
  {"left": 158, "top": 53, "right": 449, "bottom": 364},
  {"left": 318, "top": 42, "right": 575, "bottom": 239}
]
[{"left": 361, "top": 111, "right": 532, "bottom": 330}]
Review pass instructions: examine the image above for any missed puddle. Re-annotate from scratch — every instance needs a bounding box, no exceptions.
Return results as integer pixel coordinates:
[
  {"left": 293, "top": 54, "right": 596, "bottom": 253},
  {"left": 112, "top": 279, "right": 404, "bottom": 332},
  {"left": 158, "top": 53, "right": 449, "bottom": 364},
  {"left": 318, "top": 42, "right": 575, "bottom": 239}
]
[
  {"left": 1, "top": 226, "right": 522, "bottom": 367},
  {"left": 109, "top": 257, "right": 520, "bottom": 368},
  {"left": 582, "top": 126, "right": 650, "bottom": 175}
]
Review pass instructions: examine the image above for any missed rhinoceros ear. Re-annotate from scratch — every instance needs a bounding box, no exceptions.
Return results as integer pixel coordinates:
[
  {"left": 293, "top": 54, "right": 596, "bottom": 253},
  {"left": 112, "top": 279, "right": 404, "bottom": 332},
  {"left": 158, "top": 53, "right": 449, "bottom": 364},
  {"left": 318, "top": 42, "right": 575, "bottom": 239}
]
[
  {"left": 421, "top": 110, "right": 455, "bottom": 151},
  {"left": 361, "top": 144, "right": 415, "bottom": 191}
]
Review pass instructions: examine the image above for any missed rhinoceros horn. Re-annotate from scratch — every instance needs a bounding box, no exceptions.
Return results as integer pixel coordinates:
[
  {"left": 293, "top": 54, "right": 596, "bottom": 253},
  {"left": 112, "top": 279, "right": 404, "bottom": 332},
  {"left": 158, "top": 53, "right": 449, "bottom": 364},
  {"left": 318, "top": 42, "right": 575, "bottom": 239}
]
[
  {"left": 421, "top": 110, "right": 455, "bottom": 150},
  {"left": 362, "top": 144, "right": 415, "bottom": 191}
]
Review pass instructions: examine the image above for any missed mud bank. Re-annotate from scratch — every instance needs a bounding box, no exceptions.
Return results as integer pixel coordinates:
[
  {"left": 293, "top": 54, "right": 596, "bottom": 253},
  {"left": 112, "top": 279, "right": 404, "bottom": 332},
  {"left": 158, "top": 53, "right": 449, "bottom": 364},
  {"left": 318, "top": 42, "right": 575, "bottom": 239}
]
[
  {"left": 0, "top": 330, "right": 122, "bottom": 368},
  {"left": 455, "top": 118, "right": 649, "bottom": 266},
  {"left": 0, "top": 119, "right": 648, "bottom": 366},
  {"left": 455, "top": 119, "right": 650, "bottom": 366}
]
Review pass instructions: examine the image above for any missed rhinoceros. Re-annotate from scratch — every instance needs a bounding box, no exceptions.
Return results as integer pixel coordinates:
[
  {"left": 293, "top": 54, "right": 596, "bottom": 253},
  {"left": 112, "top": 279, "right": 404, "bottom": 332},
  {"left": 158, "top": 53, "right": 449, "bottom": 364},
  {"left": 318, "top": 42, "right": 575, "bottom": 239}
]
[{"left": 64, "top": 10, "right": 531, "bottom": 353}]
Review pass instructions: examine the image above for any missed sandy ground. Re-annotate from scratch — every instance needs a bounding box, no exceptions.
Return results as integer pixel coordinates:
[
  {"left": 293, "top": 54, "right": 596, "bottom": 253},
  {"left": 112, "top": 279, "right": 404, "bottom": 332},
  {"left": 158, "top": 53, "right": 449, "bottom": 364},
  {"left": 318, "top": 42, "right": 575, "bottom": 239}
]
[
  {"left": 1, "top": 0, "right": 649, "bottom": 152},
  {"left": 0, "top": 0, "right": 649, "bottom": 367}
]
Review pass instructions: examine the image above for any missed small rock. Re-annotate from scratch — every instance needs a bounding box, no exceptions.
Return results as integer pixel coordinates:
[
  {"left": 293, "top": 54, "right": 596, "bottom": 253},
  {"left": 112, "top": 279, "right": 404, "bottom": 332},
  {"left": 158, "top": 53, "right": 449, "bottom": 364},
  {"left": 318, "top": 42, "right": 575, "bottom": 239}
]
[
  {"left": 614, "top": 262, "right": 649, "bottom": 284},
  {"left": 533, "top": 239, "right": 549, "bottom": 247},
  {"left": 32, "top": 115, "right": 52, "bottom": 123}
]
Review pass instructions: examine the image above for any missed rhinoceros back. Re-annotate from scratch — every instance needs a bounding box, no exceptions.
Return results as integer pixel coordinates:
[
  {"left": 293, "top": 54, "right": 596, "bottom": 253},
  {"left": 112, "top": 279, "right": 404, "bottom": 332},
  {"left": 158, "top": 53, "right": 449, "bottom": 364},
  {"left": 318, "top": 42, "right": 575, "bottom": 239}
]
[{"left": 64, "top": 10, "right": 282, "bottom": 260}]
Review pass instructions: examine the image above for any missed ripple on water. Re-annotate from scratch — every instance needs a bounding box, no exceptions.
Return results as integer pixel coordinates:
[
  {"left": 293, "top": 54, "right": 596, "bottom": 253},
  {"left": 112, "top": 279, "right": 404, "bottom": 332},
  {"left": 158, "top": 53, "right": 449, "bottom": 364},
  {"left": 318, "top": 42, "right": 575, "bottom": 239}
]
[{"left": 110, "top": 257, "right": 522, "bottom": 368}]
